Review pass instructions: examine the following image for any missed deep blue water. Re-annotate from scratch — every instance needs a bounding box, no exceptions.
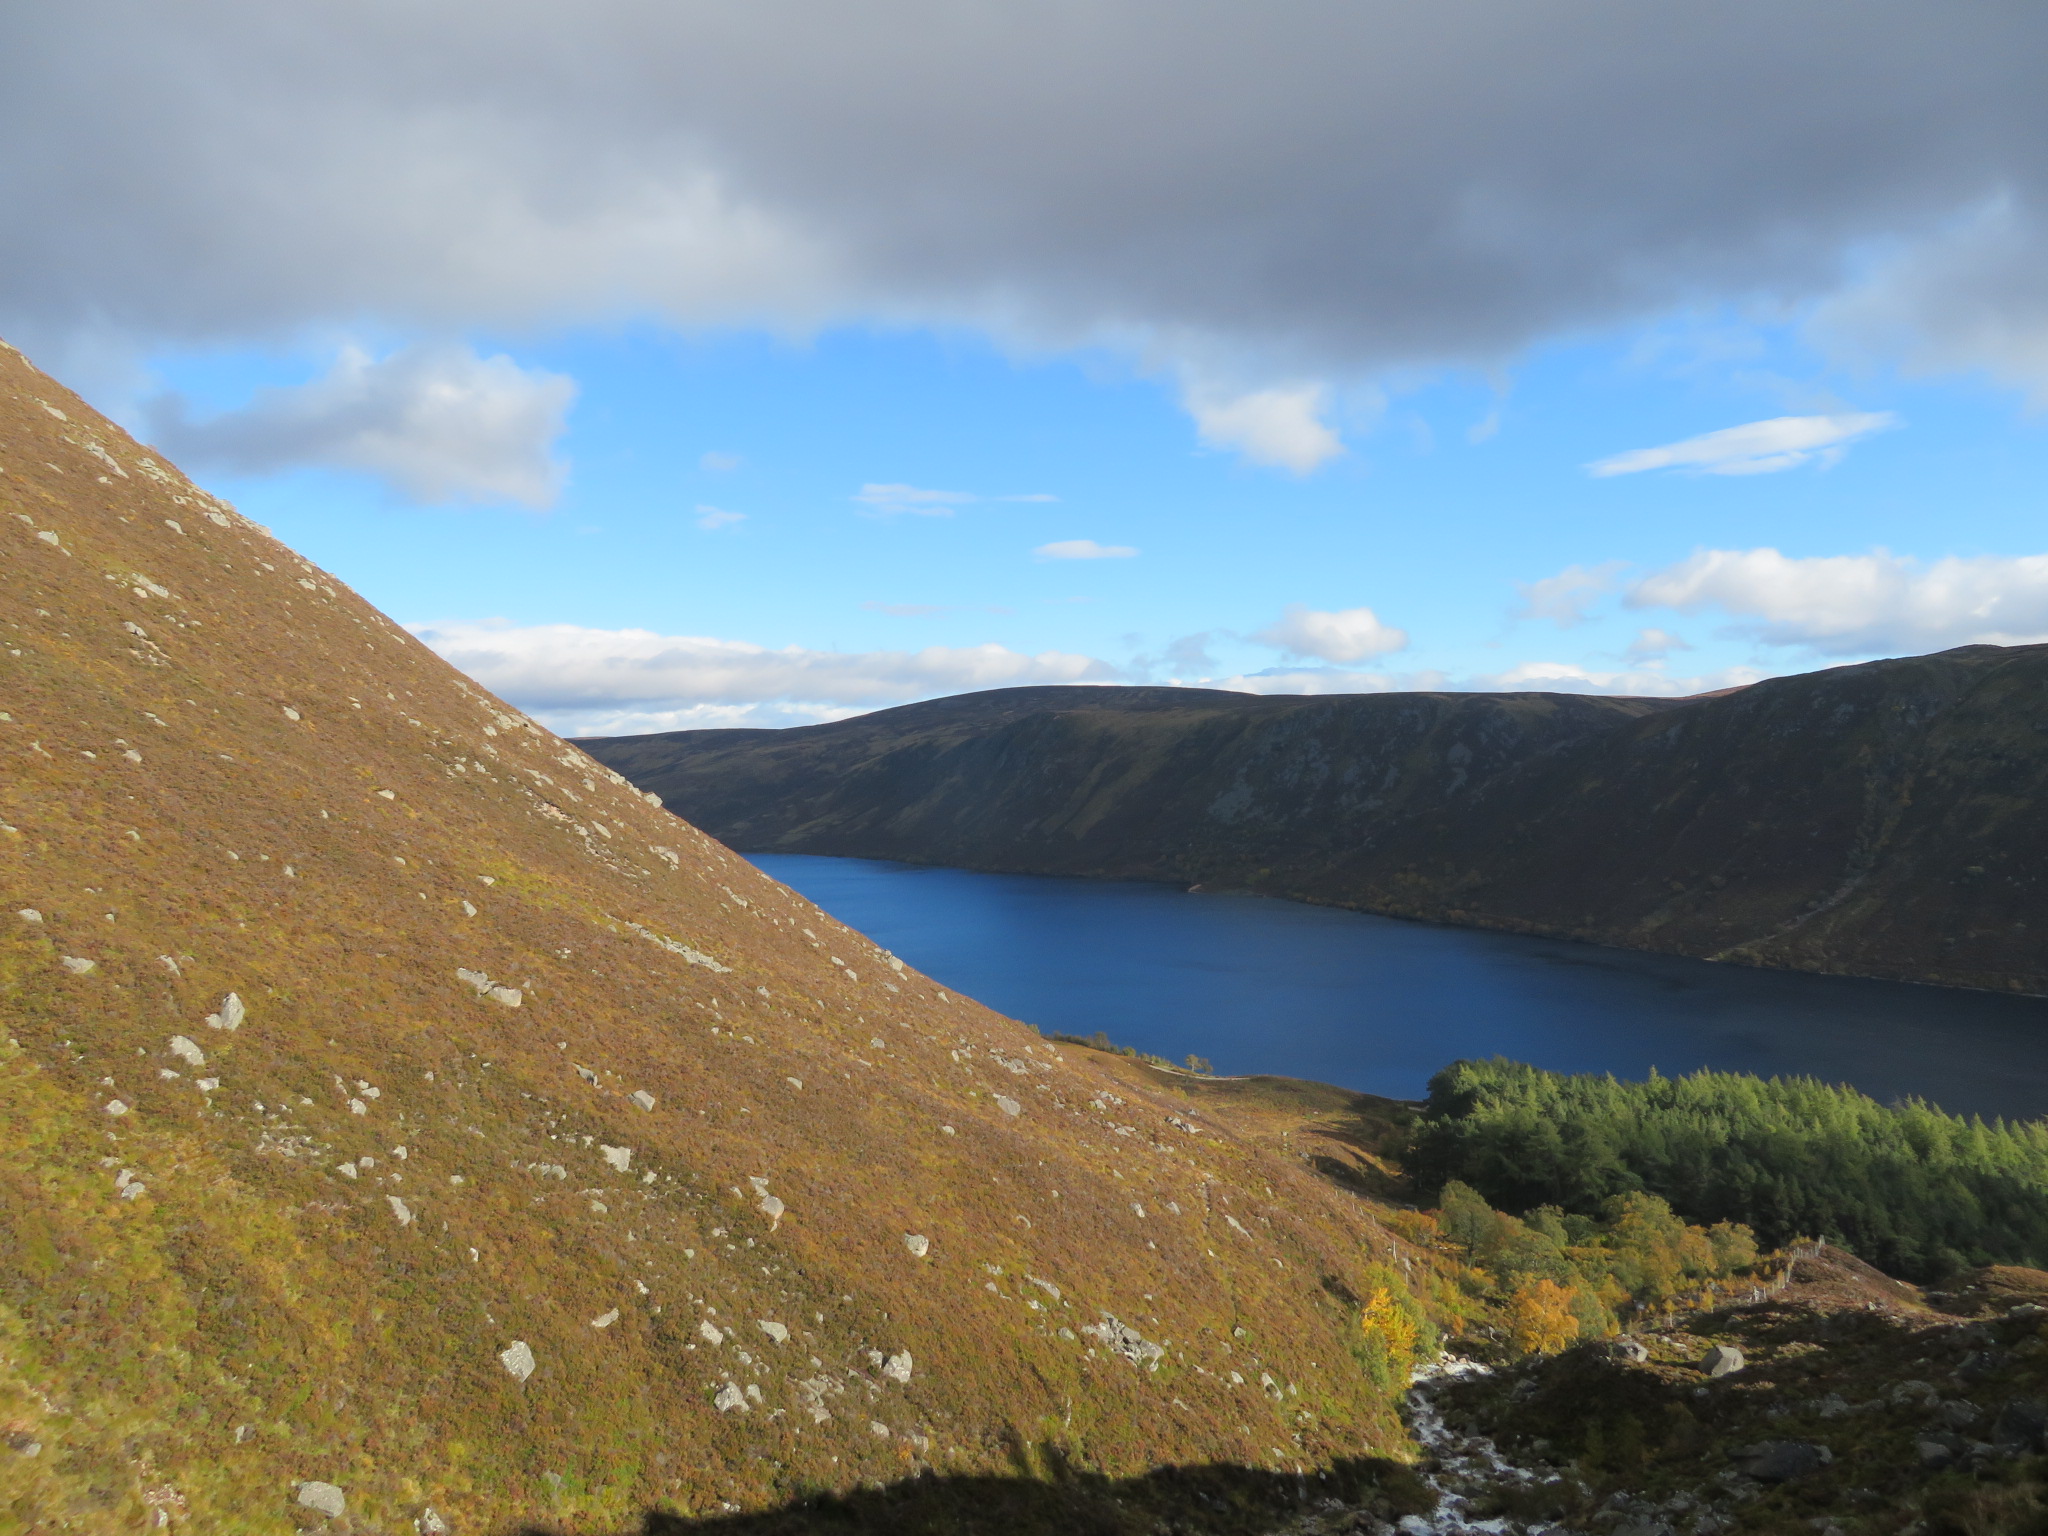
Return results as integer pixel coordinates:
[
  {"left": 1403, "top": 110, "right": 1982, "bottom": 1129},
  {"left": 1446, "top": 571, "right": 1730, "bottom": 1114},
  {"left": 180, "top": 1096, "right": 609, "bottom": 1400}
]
[{"left": 751, "top": 854, "right": 2048, "bottom": 1123}]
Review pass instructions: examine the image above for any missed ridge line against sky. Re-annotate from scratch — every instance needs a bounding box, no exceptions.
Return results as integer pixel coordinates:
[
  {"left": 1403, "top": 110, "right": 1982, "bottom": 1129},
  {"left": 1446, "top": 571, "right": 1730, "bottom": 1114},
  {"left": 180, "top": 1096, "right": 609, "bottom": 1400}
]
[{"left": 5, "top": 2, "right": 2048, "bottom": 729}]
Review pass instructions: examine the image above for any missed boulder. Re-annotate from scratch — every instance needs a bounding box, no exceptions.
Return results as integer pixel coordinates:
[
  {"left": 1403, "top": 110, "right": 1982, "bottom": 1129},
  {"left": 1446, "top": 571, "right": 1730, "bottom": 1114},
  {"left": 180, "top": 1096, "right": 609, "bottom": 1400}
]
[
  {"left": 168, "top": 1034, "right": 205, "bottom": 1067},
  {"left": 499, "top": 1340, "right": 535, "bottom": 1382},
  {"left": 758, "top": 1320, "right": 789, "bottom": 1344},
  {"left": 630, "top": 1090, "right": 656, "bottom": 1111},
  {"left": 882, "top": 1350, "right": 913, "bottom": 1384},
  {"left": 206, "top": 992, "right": 245, "bottom": 1030},
  {"left": 599, "top": 1144, "right": 631, "bottom": 1173},
  {"left": 714, "top": 1382, "right": 748, "bottom": 1413},
  {"left": 1610, "top": 1337, "right": 1649, "bottom": 1364},
  {"left": 904, "top": 1234, "right": 930, "bottom": 1258},
  {"left": 295, "top": 1482, "right": 347, "bottom": 1519},
  {"left": 1731, "top": 1440, "right": 1831, "bottom": 1482},
  {"left": 1994, "top": 1398, "right": 2048, "bottom": 1452},
  {"left": 1701, "top": 1343, "right": 1745, "bottom": 1378},
  {"left": 994, "top": 1095, "right": 1022, "bottom": 1117}
]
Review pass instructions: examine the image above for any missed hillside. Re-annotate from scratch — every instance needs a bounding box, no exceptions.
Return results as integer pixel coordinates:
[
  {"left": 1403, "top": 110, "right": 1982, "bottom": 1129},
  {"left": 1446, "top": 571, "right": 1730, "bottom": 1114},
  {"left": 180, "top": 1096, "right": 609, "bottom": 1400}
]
[
  {"left": 0, "top": 340, "right": 1417, "bottom": 1533},
  {"left": 578, "top": 653, "right": 2048, "bottom": 993}
]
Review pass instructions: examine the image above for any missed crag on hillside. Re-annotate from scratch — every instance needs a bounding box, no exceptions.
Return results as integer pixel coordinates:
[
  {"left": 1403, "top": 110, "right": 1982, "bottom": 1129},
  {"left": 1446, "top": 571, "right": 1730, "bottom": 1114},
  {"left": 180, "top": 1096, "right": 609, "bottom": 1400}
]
[
  {"left": 0, "top": 340, "right": 1408, "bottom": 1533},
  {"left": 579, "top": 654, "right": 2048, "bottom": 994}
]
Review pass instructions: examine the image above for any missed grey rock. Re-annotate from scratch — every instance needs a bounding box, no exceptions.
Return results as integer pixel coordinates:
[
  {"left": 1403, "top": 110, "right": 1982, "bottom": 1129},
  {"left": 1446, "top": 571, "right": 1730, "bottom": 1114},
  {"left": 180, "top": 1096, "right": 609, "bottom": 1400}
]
[
  {"left": 758, "top": 1320, "right": 789, "bottom": 1344},
  {"left": 1610, "top": 1337, "right": 1650, "bottom": 1364},
  {"left": 1083, "top": 1315, "right": 1166, "bottom": 1369},
  {"left": 1701, "top": 1344, "right": 1745, "bottom": 1378},
  {"left": 1957, "top": 1349, "right": 2013, "bottom": 1382},
  {"left": 1916, "top": 1434, "right": 1961, "bottom": 1468},
  {"left": 1731, "top": 1440, "right": 1831, "bottom": 1482},
  {"left": 206, "top": 991, "right": 245, "bottom": 1030},
  {"left": 882, "top": 1350, "right": 913, "bottom": 1383},
  {"left": 499, "top": 1340, "right": 535, "bottom": 1382},
  {"left": 994, "top": 1095, "right": 1021, "bottom": 1117},
  {"left": 1994, "top": 1397, "right": 2048, "bottom": 1451},
  {"left": 903, "top": 1234, "right": 930, "bottom": 1258},
  {"left": 296, "top": 1482, "right": 347, "bottom": 1519},
  {"left": 1934, "top": 1398, "right": 1981, "bottom": 1429},
  {"left": 714, "top": 1381, "right": 748, "bottom": 1413},
  {"left": 60, "top": 956, "right": 96, "bottom": 975},
  {"left": 417, "top": 1509, "right": 449, "bottom": 1535},
  {"left": 630, "top": 1089, "right": 656, "bottom": 1111}
]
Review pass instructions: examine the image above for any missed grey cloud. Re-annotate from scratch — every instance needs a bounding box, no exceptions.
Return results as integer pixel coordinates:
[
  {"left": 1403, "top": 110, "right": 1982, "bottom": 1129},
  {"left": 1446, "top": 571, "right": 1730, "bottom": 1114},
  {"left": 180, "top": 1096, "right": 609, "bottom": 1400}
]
[{"left": 4, "top": 3, "right": 2048, "bottom": 389}]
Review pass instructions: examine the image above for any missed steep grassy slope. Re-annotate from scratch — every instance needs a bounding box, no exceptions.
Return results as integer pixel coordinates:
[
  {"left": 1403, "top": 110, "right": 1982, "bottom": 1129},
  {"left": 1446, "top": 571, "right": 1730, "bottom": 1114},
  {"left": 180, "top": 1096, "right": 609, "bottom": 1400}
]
[
  {"left": 0, "top": 341, "right": 1411, "bottom": 1533},
  {"left": 580, "top": 653, "right": 2048, "bottom": 992}
]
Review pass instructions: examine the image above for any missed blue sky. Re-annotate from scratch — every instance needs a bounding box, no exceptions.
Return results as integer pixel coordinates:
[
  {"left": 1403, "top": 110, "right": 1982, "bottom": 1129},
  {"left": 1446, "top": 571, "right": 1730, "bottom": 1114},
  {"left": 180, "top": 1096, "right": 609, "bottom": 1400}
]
[
  {"left": 10, "top": 2, "right": 2048, "bottom": 734},
  {"left": 129, "top": 312, "right": 2046, "bottom": 733}
]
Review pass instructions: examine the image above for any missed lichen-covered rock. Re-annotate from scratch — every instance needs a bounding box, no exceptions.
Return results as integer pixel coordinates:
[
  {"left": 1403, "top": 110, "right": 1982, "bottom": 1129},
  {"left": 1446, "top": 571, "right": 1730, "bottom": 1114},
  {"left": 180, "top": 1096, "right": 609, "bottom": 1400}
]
[
  {"left": 168, "top": 1034, "right": 205, "bottom": 1067},
  {"left": 904, "top": 1234, "right": 930, "bottom": 1258},
  {"left": 591, "top": 1309, "right": 620, "bottom": 1329},
  {"left": 882, "top": 1350, "right": 913, "bottom": 1384},
  {"left": 205, "top": 992, "right": 245, "bottom": 1030},
  {"left": 758, "top": 1320, "right": 789, "bottom": 1344},
  {"left": 630, "top": 1089, "right": 656, "bottom": 1111},
  {"left": 295, "top": 1481, "right": 346, "bottom": 1518},
  {"left": 387, "top": 1195, "right": 413, "bottom": 1226},
  {"left": 714, "top": 1381, "right": 747, "bottom": 1413},
  {"left": 60, "top": 956, "right": 96, "bottom": 975},
  {"left": 499, "top": 1340, "right": 535, "bottom": 1382},
  {"left": 600, "top": 1144, "right": 631, "bottom": 1173}
]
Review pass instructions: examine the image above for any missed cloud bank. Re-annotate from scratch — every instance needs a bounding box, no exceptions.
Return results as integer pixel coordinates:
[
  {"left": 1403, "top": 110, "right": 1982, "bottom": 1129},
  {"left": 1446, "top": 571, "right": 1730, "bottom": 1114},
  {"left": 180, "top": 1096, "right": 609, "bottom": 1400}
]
[
  {"left": 1628, "top": 547, "right": 2048, "bottom": 655},
  {"left": 8, "top": 3, "right": 2048, "bottom": 411},
  {"left": 411, "top": 619, "right": 1117, "bottom": 733},
  {"left": 147, "top": 344, "right": 575, "bottom": 507}
]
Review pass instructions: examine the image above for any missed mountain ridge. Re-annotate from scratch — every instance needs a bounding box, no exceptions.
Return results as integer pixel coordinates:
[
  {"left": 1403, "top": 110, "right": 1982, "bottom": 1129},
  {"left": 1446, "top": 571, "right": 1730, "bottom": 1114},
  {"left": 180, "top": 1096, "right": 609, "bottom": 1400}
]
[{"left": 579, "top": 651, "right": 2048, "bottom": 994}]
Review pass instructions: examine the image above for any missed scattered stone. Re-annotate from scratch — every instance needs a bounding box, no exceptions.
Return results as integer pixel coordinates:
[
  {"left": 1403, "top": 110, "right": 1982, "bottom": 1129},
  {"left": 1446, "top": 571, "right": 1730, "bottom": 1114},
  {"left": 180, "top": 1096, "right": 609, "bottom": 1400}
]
[
  {"left": 714, "top": 1382, "right": 748, "bottom": 1413},
  {"left": 16, "top": 908, "right": 40, "bottom": 922},
  {"left": 387, "top": 1196, "right": 413, "bottom": 1226},
  {"left": 600, "top": 1144, "right": 632, "bottom": 1173},
  {"left": 1934, "top": 1398, "right": 1982, "bottom": 1430},
  {"left": 168, "top": 1035, "right": 205, "bottom": 1067},
  {"left": 699, "top": 1320, "right": 725, "bottom": 1346},
  {"left": 757, "top": 1193, "right": 785, "bottom": 1227},
  {"left": 1610, "top": 1337, "right": 1649, "bottom": 1364},
  {"left": 994, "top": 1095, "right": 1021, "bottom": 1117},
  {"left": 758, "top": 1320, "right": 789, "bottom": 1344},
  {"left": 488, "top": 986, "right": 522, "bottom": 1008},
  {"left": 104, "top": 1100, "right": 128, "bottom": 1117},
  {"left": 881, "top": 1351, "right": 913, "bottom": 1384},
  {"left": 1082, "top": 1316, "right": 1166, "bottom": 1370},
  {"left": 60, "top": 956, "right": 96, "bottom": 975},
  {"left": 904, "top": 1234, "right": 930, "bottom": 1258},
  {"left": 295, "top": 1482, "right": 347, "bottom": 1519},
  {"left": 1701, "top": 1343, "right": 1745, "bottom": 1378},
  {"left": 1731, "top": 1441, "right": 1832, "bottom": 1482},
  {"left": 575, "top": 1064, "right": 599, "bottom": 1085},
  {"left": 1026, "top": 1275, "right": 1062, "bottom": 1302},
  {"left": 206, "top": 992, "right": 245, "bottom": 1031},
  {"left": 630, "top": 1090, "right": 656, "bottom": 1111},
  {"left": 499, "top": 1340, "right": 535, "bottom": 1382},
  {"left": 417, "top": 1509, "right": 449, "bottom": 1535},
  {"left": 591, "top": 1309, "right": 620, "bottom": 1329},
  {"left": 457, "top": 968, "right": 491, "bottom": 993}
]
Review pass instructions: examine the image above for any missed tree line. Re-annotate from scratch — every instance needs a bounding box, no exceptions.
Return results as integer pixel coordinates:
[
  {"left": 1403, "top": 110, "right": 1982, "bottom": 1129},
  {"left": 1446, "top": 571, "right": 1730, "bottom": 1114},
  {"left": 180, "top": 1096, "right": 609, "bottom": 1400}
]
[{"left": 1406, "top": 1057, "right": 2048, "bottom": 1281}]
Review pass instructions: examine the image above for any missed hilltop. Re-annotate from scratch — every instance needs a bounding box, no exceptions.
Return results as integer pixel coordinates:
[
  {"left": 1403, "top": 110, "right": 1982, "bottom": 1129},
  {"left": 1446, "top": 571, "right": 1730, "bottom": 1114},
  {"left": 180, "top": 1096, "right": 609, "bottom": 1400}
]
[
  {"left": 0, "top": 342, "right": 1417, "bottom": 1532},
  {"left": 579, "top": 655, "right": 2048, "bottom": 993}
]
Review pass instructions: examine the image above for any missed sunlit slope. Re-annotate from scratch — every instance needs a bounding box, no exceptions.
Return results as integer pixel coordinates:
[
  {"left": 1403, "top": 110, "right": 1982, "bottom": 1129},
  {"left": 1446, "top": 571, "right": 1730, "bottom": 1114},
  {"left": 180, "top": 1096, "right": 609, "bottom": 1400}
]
[{"left": 0, "top": 340, "right": 1402, "bottom": 1533}]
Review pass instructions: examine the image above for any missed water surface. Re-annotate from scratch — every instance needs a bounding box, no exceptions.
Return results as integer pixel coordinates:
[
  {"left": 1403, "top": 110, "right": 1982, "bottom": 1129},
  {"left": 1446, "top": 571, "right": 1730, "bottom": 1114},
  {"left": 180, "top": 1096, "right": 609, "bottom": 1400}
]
[{"left": 752, "top": 853, "right": 2048, "bottom": 1123}]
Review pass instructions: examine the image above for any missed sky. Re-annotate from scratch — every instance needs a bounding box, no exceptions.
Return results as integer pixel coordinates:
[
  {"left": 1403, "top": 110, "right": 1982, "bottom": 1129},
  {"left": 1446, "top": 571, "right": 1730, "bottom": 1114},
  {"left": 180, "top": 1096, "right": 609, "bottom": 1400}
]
[{"left": 6, "top": 2, "right": 2048, "bottom": 735}]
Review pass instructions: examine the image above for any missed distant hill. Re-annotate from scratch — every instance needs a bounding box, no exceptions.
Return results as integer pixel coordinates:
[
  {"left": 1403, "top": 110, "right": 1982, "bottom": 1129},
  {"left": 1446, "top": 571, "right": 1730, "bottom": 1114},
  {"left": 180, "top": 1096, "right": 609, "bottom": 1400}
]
[
  {"left": 579, "top": 654, "right": 2048, "bottom": 994},
  {"left": 0, "top": 340, "right": 1410, "bottom": 1531}
]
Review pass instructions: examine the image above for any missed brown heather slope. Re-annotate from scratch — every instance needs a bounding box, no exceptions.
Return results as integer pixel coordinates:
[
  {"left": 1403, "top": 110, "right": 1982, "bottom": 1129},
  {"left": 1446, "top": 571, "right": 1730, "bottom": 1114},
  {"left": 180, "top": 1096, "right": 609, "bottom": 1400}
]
[
  {"left": 580, "top": 651, "right": 2048, "bottom": 993},
  {"left": 0, "top": 340, "right": 1413, "bottom": 1533}
]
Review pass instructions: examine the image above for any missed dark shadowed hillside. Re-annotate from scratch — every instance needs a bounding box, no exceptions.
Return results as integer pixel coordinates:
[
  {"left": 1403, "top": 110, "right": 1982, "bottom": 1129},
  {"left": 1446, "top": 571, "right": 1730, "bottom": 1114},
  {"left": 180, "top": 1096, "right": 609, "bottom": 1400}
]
[
  {"left": 0, "top": 340, "right": 1418, "bottom": 1532},
  {"left": 579, "top": 653, "right": 2048, "bottom": 994}
]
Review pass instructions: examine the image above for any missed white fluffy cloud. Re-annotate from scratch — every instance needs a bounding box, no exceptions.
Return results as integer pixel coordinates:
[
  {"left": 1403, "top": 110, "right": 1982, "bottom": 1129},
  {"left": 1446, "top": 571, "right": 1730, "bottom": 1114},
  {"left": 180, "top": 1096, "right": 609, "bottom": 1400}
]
[
  {"left": 1470, "top": 660, "right": 1766, "bottom": 697},
  {"left": 1586, "top": 413, "right": 1898, "bottom": 478},
  {"left": 1182, "top": 381, "right": 1344, "bottom": 473},
  {"left": 1250, "top": 604, "right": 1408, "bottom": 663},
  {"left": 1034, "top": 539, "right": 1137, "bottom": 560},
  {"left": 148, "top": 344, "right": 575, "bottom": 507},
  {"left": 410, "top": 618, "right": 1117, "bottom": 734},
  {"left": 1627, "top": 546, "right": 2048, "bottom": 654}
]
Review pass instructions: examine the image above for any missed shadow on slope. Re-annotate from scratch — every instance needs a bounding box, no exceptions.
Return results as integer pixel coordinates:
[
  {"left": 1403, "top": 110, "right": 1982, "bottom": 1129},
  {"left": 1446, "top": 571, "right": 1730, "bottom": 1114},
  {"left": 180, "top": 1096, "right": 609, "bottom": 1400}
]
[{"left": 523, "top": 1450, "right": 1429, "bottom": 1536}]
